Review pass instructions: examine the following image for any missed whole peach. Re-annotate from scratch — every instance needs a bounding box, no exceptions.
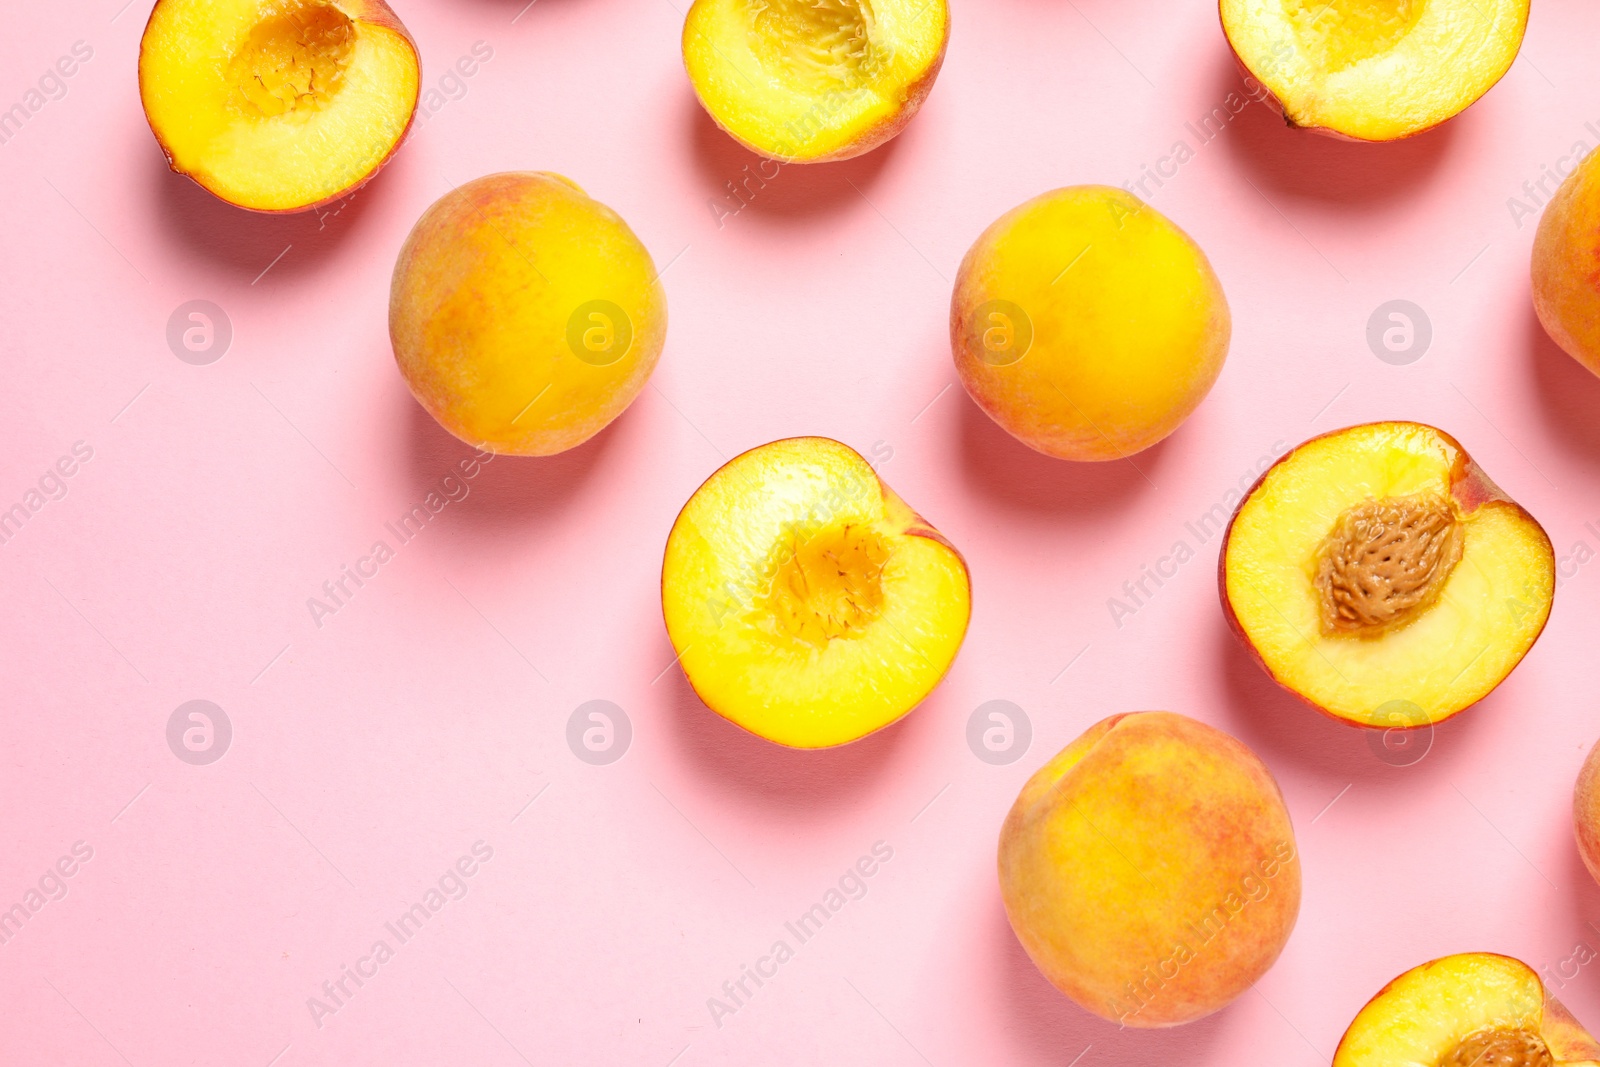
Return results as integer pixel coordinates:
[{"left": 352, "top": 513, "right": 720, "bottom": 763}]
[
  {"left": 1534, "top": 148, "right": 1600, "bottom": 376},
  {"left": 998, "top": 712, "right": 1300, "bottom": 1027},
  {"left": 390, "top": 172, "right": 667, "bottom": 456},
  {"left": 952, "top": 186, "right": 1230, "bottom": 461}
]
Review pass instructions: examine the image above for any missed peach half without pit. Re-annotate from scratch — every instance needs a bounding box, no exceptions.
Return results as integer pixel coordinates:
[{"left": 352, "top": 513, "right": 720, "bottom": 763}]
[
  {"left": 661, "top": 438, "right": 970, "bottom": 749},
  {"left": 1533, "top": 146, "right": 1600, "bottom": 378},
  {"left": 1221, "top": 0, "right": 1529, "bottom": 141},
  {"left": 390, "top": 172, "right": 667, "bottom": 457},
  {"left": 1221, "top": 422, "right": 1554, "bottom": 730},
  {"left": 1334, "top": 953, "right": 1600, "bottom": 1067},
  {"left": 998, "top": 712, "right": 1300, "bottom": 1027},
  {"left": 683, "top": 0, "right": 949, "bottom": 162},
  {"left": 139, "top": 0, "right": 420, "bottom": 212},
  {"left": 951, "top": 186, "right": 1230, "bottom": 461}
]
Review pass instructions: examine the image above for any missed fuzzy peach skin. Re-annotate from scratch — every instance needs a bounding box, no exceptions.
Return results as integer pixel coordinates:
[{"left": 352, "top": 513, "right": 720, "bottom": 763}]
[
  {"left": 1573, "top": 740, "right": 1600, "bottom": 887},
  {"left": 998, "top": 712, "right": 1300, "bottom": 1027},
  {"left": 1534, "top": 148, "right": 1600, "bottom": 376},
  {"left": 390, "top": 172, "right": 667, "bottom": 456},
  {"left": 952, "top": 186, "right": 1231, "bottom": 461},
  {"left": 139, "top": 0, "right": 420, "bottom": 213}
]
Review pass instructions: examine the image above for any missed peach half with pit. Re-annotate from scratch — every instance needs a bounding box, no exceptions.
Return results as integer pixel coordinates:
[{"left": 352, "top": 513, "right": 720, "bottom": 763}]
[
  {"left": 951, "top": 185, "right": 1231, "bottom": 461},
  {"left": 1533, "top": 146, "right": 1600, "bottom": 378},
  {"left": 683, "top": 0, "right": 949, "bottom": 162},
  {"left": 998, "top": 711, "right": 1301, "bottom": 1027},
  {"left": 1221, "top": 422, "right": 1554, "bottom": 729},
  {"left": 661, "top": 437, "right": 970, "bottom": 749},
  {"left": 390, "top": 172, "right": 667, "bottom": 456},
  {"left": 139, "top": 0, "right": 420, "bottom": 212},
  {"left": 1221, "top": 0, "right": 1529, "bottom": 141},
  {"left": 1334, "top": 953, "right": 1600, "bottom": 1067}
]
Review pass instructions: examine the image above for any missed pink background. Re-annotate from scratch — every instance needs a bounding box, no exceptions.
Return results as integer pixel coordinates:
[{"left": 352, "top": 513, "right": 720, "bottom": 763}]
[{"left": 5, "top": 0, "right": 1600, "bottom": 1062}]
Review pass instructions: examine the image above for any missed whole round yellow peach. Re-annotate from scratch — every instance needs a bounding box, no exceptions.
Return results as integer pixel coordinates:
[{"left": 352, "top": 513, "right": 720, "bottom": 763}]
[
  {"left": 998, "top": 712, "right": 1300, "bottom": 1027},
  {"left": 1534, "top": 148, "right": 1600, "bottom": 376},
  {"left": 952, "top": 186, "right": 1230, "bottom": 461},
  {"left": 390, "top": 172, "right": 667, "bottom": 456}
]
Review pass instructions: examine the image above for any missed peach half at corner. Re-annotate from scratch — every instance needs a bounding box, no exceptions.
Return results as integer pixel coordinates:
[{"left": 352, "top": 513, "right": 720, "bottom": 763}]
[
  {"left": 951, "top": 185, "right": 1230, "bottom": 461},
  {"left": 661, "top": 438, "right": 970, "bottom": 749},
  {"left": 998, "top": 711, "right": 1300, "bottom": 1028},
  {"left": 1220, "top": 422, "right": 1554, "bottom": 730},
  {"left": 683, "top": 0, "right": 948, "bottom": 162},
  {"left": 1221, "top": 0, "right": 1529, "bottom": 141},
  {"left": 1334, "top": 953, "right": 1600, "bottom": 1067},
  {"left": 390, "top": 172, "right": 667, "bottom": 457},
  {"left": 1534, "top": 147, "right": 1600, "bottom": 377},
  {"left": 139, "top": 0, "right": 420, "bottom": 212}
]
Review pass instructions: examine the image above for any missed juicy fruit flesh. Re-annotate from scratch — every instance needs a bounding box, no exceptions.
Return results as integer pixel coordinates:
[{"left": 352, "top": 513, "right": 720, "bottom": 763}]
[
  {"left": 1314, "top": 493, "right": 1464, "bottom": 634},
  {"left": 140, "top": 0, "right": 420, "bottom": 211},
  {"left": 683, "top": 0, "right": 946, "bottom": 161},
  {"left": 1332, "top": 955, "right": 1565, "bottom": 1067},
  {"left": 1223, "top": 423, "right": 1554, "bottom": 727},
  {"left": 750, "top": 0, "right": 878, "bottom": 89},
  {"left": 228, "top": 3, "right": 354, "bottom": 119},
  {"left": 1439, "top": 1028, "right": 1552, "bottom": 1067},
  {"left": 766, "top": 523, "right": 889, "bottom": 647},
  {"left": 1221, "top": 0, "right": 1528, "bottom": 140},
  {"left": 1284, "top": 0, "right": 1427, "bottom": 71},
  {"left": 661, "top": 438, "right": 970, "bottom": 748}
]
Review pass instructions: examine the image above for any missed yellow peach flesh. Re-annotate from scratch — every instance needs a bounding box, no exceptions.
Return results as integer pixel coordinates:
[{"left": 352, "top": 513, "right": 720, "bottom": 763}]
[
  {"left": 683, "top": 0, "right": 949, "bottom": 162},
  {"left": 1222, "top": 0, "right": 1529, "bottom": 141},
  {"left": 661, "top": 437, "right": 970, "bottom": 748},
  {"left": 1221, "top": 422, "right": 1554, "bottom": 729},
  {"left": 139, "top": 0, "right": 420, "bottom": 212}
]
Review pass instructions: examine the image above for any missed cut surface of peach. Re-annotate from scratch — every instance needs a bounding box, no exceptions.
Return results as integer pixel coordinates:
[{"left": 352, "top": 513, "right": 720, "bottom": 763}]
[
  {"left": 683, "top": 0, "right": 948, "bottom": 162},
  {"left": 1334, "top": 953, "right": 1600, "bottom": 1067},
  {"left": 1221, "top": 422, "right": 1553, "bottom": 728},
  {"left": 140, "top": 0, "right": 420, "bottom": 212},
  {"left": 661, "top": 438, "right": 970, "bottom": 748},
  {"left": 1221, "top": 0, "right": 1529, "bottom": 140}
]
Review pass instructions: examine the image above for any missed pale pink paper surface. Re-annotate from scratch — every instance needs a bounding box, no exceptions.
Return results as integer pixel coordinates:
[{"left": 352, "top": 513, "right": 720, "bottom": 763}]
[{"left": 4, "top": 0, "right": 1600, "bottom": 1063}]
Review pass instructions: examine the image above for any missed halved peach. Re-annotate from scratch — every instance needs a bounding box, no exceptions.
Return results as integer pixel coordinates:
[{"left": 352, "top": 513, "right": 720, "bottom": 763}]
[
  {"left": 139, "top": 0, "right": 420, "bottom": 212},
  {"left": 1334, "top": 953, "right": 1600, "bottom": 1066},
  {"left": 683, "top": 0, "right": 949, "bottom": 162},
  {"left": 1221, "top": 422, "right": 1554, "bottom": 729},
  {"left": 661, "top": 438, "right": 970, "bottom": 748},
  {"left": 999, "top": 712, "right": 1301, "bottom": 1027},
  {"left": 390, "top": 172, "right": 667, "bottom": 456},
  {"left": 1221, "top": 0, "right": 1529, "bottom": 141},
  {"left": 1534, "top": 147, "right": 1600, "bottom": 376}
]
